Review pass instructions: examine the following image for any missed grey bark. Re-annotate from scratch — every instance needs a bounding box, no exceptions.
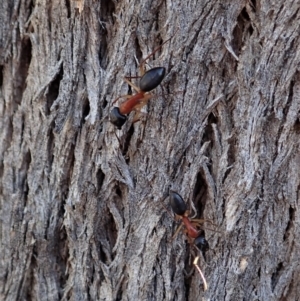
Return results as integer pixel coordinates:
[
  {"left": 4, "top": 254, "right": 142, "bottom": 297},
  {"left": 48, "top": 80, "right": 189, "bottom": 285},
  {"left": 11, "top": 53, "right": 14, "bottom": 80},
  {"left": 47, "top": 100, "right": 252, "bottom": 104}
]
[{"left": 1, "top": 0, "right": 300, "bottom": 300}]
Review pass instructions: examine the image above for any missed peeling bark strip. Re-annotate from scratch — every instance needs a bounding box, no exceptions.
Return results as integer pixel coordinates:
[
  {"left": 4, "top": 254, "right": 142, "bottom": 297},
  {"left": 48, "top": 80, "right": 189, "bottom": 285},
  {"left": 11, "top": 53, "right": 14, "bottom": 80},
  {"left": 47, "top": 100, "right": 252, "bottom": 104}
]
[{"left": 1, "top": 0, "right": 300, "bottom": 300}]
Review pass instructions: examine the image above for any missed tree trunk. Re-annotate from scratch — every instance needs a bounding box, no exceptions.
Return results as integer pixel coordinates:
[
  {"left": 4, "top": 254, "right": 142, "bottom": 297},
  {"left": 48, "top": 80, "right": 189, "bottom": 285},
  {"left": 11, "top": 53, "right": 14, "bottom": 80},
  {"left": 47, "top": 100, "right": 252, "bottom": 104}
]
[{"left": 1, "top": 0, "right": 300, "bottom": 300}]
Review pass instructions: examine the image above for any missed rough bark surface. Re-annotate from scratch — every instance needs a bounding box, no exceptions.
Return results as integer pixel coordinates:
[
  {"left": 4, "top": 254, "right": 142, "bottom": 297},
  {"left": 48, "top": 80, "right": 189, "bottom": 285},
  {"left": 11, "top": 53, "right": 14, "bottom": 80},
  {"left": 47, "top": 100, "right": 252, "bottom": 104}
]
[{"left": 1, "top": 0, "right": 300, "bottom": 300}]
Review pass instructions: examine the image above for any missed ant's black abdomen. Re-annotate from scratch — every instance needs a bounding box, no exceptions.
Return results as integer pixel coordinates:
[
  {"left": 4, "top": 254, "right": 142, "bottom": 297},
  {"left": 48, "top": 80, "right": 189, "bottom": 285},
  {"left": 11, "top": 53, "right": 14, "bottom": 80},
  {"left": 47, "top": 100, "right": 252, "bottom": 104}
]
[
  {"left": 169, "top": 191, "right": 187, "bottom": 216},
  {"left": 140, "top": 67, "right": 166, "bottom": 92}
]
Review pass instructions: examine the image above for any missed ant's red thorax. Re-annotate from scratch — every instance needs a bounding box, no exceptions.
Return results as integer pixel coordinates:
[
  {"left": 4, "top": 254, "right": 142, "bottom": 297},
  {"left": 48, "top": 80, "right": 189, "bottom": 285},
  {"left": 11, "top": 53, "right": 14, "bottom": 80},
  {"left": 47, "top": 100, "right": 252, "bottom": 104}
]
[
  {"left": 119, "top": 92, "right": 145, "bottom": 115},
  {"left": 182, "top": 216, "right": 199, "bottom": 238}
]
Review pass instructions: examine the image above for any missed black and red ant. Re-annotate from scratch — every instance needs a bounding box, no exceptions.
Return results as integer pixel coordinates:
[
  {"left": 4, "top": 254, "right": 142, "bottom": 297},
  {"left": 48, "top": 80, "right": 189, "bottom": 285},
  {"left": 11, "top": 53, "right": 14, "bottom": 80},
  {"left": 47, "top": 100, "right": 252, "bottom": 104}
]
[
  {"left": 169, "top": 190, "right": 211, "bottom": 290},
  {"left": 169, "top": 190, "right": 209, "bottom": 253},
  {"left": 109, "top": 32, "right": 176, "bottom": 129}
]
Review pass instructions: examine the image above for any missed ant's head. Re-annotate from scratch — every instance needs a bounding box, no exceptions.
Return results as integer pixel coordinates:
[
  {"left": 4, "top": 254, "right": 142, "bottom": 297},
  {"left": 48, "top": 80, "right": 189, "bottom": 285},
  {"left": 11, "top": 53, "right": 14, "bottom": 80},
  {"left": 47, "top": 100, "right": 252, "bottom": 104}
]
[
  {"left": 194, "top": 234, "right": 209, "bottom": 254},
  {"left": 169, "top": 190, "right": 187, "bottom": 216},
  {"left": 140, "top": 67, "right": 166, "bottom": 92},
  {"left": 109, "top": 107, "right": 127, "bottom": 129}
]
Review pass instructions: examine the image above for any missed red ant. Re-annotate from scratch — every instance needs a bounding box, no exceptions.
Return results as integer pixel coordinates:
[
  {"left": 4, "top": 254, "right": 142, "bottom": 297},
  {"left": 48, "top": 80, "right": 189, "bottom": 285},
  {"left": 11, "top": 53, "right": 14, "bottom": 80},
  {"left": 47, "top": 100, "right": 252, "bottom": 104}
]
[
  {"left": 169, "top": 190, "right": 210, "bottom": 290},
  {"left": 169, "top": 190, "right": 209, "bottom": 253},
  {"left": 109, "top": 33, "right": 176, "bottom": 129}
]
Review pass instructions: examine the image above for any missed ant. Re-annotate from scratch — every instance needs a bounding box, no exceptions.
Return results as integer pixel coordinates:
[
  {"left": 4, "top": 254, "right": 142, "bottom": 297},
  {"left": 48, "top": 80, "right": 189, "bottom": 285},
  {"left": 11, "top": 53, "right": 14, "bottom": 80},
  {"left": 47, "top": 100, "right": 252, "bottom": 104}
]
[
  {"left": 109, "top": 32, "right": 176, "bottom": 129},
  {"left": 169, "top": 190, "right": 209, "bottom": 254},
  {"left": 169, "top": 190, "right": 210, "bottom": 290}
]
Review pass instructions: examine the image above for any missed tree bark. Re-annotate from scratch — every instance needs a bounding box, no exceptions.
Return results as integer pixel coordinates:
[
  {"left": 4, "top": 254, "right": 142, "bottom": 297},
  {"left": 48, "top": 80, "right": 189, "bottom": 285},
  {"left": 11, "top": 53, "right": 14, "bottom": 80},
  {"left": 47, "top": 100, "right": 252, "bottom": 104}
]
[{"left": 1, "top": 0, "right": 300, "bottom": 300}]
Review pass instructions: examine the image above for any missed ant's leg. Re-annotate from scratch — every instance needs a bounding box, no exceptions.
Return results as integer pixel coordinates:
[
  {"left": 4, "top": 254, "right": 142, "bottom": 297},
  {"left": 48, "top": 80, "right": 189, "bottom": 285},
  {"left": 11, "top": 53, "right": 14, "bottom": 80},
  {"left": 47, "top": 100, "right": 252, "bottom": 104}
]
[
  {"left": 124, "top": 30, "right": 178, "bottom": 84},
  {"left": 131, "top": 94, "right": 152, "bottom": 122},
  {"left": 192, "top": 218, "right": 218, "bottom": 227},
  {"left": 138, "top": 28, "right": 179, "bottom": 76},
  {"left": 124, "top": 75, "right": 141, "bottom": 79},
  {"left": 112, "top": 94, "right": 132, "bottom": 105},
  {"left": 172, "top": 224, "right": 184, "bottom": 240},
  {"left": 132, "top": 111, "right": 143, "bottom": 123},
  {"left": 190, "top": 220, "right": 221, "bottom": 234},
  {"left": 190, "top": 218, "right": 206, "bottom": 225},
  {"left": 135, "top": 94, "right": 152, "bottom": 109},
  {"left": 123, "top": 77, "right": 140, "bottom": 93}
]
